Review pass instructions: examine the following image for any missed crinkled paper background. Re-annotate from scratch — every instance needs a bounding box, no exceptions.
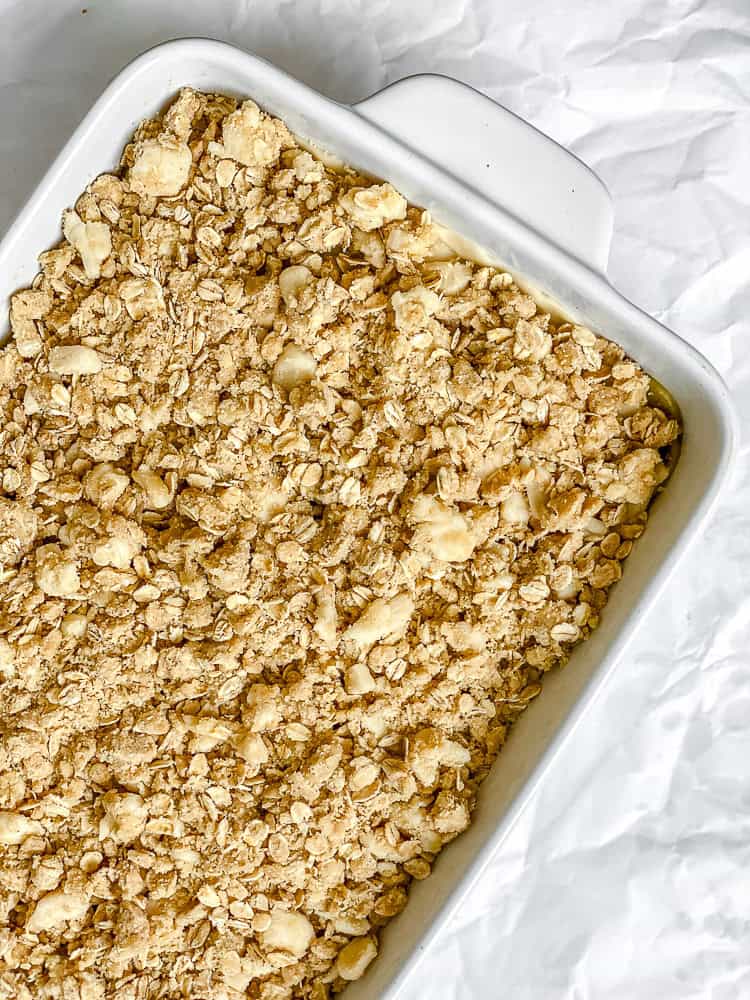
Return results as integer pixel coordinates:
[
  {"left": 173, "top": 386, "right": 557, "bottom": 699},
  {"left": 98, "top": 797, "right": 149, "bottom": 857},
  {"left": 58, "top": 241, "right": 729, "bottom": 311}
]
[{"left": 1, "top": 1, "right": 748, "bottom": 997}]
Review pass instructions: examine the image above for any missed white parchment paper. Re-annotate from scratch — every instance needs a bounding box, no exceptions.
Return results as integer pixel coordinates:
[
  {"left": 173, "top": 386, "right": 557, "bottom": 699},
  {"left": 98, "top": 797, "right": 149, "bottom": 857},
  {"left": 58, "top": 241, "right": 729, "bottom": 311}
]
[{"left": 1, "top": 1, "right": 748, "bottom": 997}]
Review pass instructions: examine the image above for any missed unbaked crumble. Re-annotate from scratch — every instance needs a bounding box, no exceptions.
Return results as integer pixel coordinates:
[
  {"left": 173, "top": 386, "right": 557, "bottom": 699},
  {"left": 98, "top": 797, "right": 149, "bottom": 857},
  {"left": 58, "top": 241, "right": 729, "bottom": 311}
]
[{"left": 0, "top": 88, "right": 680, "bottom": 999}]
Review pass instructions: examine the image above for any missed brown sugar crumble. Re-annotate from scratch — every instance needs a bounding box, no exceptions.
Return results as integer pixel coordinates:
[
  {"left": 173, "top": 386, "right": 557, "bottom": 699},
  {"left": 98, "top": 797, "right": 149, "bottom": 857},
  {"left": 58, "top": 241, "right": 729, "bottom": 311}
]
[{"left": 0, "top": 89, "right": 680, "bottom": 998}]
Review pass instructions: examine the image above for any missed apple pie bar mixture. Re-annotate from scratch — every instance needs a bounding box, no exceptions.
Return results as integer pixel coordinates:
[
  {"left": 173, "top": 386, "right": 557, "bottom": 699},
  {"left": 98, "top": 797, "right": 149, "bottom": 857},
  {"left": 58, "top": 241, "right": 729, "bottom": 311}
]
[{"left": 0, "top": 89, "right": 680, "bottom": 998}]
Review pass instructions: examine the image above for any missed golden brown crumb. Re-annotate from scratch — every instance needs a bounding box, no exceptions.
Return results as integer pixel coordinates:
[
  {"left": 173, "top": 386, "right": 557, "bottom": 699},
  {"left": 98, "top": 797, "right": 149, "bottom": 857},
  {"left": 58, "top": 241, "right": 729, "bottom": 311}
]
[{"left": 0, "top": 88, "right": 679, "bottom": 999}]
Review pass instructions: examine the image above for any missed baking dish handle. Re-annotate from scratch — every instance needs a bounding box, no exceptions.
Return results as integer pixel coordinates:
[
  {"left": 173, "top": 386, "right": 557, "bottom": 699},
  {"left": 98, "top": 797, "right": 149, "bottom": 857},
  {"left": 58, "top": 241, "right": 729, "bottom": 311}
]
[{"left": 353, "top": 74, "right": 613, "bottom": 275}]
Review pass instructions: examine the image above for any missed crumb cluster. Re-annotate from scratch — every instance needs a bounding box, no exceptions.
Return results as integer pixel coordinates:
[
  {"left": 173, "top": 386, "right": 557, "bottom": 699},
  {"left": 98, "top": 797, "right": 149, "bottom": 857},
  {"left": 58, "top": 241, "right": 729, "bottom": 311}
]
[{"left": 0, "top": 89, "right": 680, "bottom": 998}]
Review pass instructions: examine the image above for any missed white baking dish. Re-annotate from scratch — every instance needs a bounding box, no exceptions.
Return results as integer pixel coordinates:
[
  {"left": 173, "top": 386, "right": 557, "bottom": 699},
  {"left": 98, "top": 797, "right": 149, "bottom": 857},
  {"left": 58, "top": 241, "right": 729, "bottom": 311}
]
[{"left": 0, "top": 38, "right": 736, "bottom": 999}]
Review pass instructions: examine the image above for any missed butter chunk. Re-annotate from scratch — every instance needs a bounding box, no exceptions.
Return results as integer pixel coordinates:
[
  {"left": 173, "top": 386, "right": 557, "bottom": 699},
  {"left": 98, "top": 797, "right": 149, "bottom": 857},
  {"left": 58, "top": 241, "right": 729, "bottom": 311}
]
[
  {"left": 278, "top": 265, "right": 313, "bottom": 307},
  {"left": 99, "top": 792, "right": 148, "bottom": 845},
  {"left": 344, "top": 593, "right": 414, "bottom": 648},
  {"left": 232, "top": 731, "right": 269, "bottom": 767},
  {"left": 27, "top": 889, "right": 89, "bottom": 934},
  {"left": 49, "top": 344, "right": 102, "bottom": 376},
  {"left": 0, "top": 811, "right": 43, "bottom": 845},
  {"left": 129, "top": 138, "right": 192, "bottom": 197},
  {"left": 260, "top": 909, "right": 315, "bottom": 958},
  {"left": 62, "top": 210, "right": 111, "bottom": 280},
  {"left": 10, "top": 288, "right": 51, "bottom": 358},
  {"left": 313, "top": 583, "right": 338, "bottom": 649},
  {"left": 500, "top": 490, "right": 530, "bottom": 525},
  {"left": 406, "top": 728, "right": 471, "bottom": 786},
  {"left": 35, "top": 545, "right": 80, "bottom": 598},
  {"left": 339, "top": 183, "right": 407, "bottom": 231},
  {"left": 0, "top": 639, "right": 15, "bottom": 679},
  {"left": 410, "top": 495, "right": 477, "bottom": 562},
  {"left": 344, "top": 662, "right": 375, "bottom": 696},
  {"left": 272, "top": 343, "right": 317, "bottom": 390},
  {"left": 222, "top": 99, "right": 288, "bottom": 168},
  {"left": 132, "top": 468, "right": 171, "bottom": 509}
]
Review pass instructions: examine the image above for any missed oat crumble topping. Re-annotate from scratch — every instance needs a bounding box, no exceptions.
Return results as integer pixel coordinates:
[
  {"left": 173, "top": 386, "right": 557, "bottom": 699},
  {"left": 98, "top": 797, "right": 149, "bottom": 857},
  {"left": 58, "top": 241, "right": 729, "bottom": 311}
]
[{"left": 0, "top": 89, "right": 680, "bottom": 999}]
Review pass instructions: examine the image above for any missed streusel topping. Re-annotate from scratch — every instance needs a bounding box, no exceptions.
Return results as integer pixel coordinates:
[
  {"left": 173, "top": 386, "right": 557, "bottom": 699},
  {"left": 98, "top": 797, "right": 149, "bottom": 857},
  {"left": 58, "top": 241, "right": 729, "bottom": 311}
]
[{"left": 0, "top": 88, "right": 679, "bottom": 999}]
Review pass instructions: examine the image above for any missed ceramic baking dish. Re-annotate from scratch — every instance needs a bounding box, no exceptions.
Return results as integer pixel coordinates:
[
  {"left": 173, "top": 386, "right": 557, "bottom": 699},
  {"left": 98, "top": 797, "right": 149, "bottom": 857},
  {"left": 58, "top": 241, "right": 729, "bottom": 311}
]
[{"left": 0, "top": 37, "right": 736, "bottom": 999}]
